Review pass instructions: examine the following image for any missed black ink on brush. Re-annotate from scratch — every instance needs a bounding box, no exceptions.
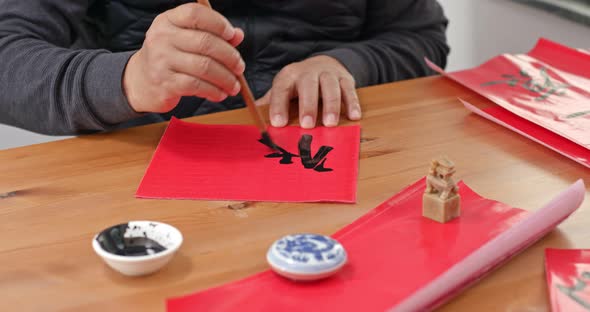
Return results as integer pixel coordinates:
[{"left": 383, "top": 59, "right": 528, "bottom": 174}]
[
  {"left": 259, "top": 132, "right": 279, "bottom": 151},
  {"left": 96, "top": 223, "right": 166, "bottom": 257},
  {"left": 258, "top": 134, "right": 334, "bottom": 172}
]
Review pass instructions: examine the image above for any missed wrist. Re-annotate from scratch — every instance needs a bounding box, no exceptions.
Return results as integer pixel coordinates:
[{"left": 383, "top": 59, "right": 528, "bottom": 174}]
[
  {"left": 311, "top": 48, "right": 368, "bottom": 87},
  {"left": 84, "top": 51, "right": 143, "bottom": 126},
  {"left": 309, "top": 55, "right": 344, "bottom": 67},
  {"left": 122, "top": 52, "right": 145, "bottom": 113}
]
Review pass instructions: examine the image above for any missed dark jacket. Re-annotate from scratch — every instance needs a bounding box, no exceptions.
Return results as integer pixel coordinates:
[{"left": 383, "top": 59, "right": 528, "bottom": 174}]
[{"left": 0, "top": 0, "right": 449, "bottom": 135}]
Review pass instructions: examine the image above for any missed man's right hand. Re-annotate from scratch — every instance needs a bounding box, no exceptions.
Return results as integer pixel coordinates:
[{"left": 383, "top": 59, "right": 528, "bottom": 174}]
[{"left": 123, "top": 3, "right": 245, "bottom": 113}]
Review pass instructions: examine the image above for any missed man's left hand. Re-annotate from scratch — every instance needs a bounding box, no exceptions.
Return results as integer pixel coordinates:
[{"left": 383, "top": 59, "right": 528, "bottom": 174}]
[{"left": 256, "top": 55, "right": 362, "bottom": 129}]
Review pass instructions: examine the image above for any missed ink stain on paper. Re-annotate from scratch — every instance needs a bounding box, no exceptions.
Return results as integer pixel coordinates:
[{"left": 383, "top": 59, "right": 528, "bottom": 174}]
[
  {"left": 262, "top": 145, "right": 298, "bottom": 164},
  {"left": 481, "top": 66, "right": 570, "bottom": 101},
  {"left": 259, "top": 132, "right": 280, "bottom": 151},
  {"left": 565, "top": 110, "right": 590, "bottom": 119},
  {"left": 557, "top": 271, "right": 590, "bottom": 310},
  {"left": 299, "top": 135, "right": 333, "bottom": 170},
  {"left": 258, "top": 134, "right": 334, "bottom": 172}
]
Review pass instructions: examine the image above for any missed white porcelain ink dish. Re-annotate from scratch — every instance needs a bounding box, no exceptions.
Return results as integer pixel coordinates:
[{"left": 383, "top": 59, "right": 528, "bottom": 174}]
[
  {"left": 92, "top": 221, "right": 183, "bottom": 276},
  {"left": 267, "top": 233, "right": 347, "bottom": 281}
]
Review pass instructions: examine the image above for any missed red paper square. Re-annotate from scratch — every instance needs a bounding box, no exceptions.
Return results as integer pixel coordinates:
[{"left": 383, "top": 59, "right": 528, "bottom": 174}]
[{"left": 136, "top": 117, "right": 360, "bottom": 202}]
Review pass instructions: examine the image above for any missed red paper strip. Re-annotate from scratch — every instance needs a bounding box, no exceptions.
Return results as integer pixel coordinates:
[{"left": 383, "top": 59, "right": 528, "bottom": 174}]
[
  {"left": 428, "top": 38, "right": 590, "bottom": 149},
  {"left": 461, "top": 99, "right": 590, "bottom": 168},
  {"left": 545, "top": 249, "right": 590, "bottom": 312},
  {"left": 396, "top": 180, "right": 584, "bottom": 311},
  {"left": 136, "top": 117, "right": 360, "bottom": 203},
  {"left": 166, "top": 178, "right": 530, "bottom": 312}
]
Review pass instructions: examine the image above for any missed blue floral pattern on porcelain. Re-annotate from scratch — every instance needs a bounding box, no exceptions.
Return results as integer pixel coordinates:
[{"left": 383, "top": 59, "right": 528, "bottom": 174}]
[{"left": 267, "top": 234, "right": 347, "bottom": 276}]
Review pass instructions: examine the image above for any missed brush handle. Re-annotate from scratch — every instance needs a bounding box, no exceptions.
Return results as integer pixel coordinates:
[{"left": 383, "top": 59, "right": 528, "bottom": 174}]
[
  {"left": 198, "top": 0, "right": 268, "bottom": 134},
  {"left": 238, "top": 75, "right": 268, "bottom": 134}
]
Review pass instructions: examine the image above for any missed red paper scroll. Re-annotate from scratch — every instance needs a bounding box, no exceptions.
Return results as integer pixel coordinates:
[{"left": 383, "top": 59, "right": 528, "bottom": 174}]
[
  {"left": 446, "top": 39, "right": 590, "bottom": 148},
  {"left": 427, "top": 38, "right": 590, "bottom": 168},
  {"left": 166, "top": 179, "right": 584, "bottom": 311},
  {"left": 166, "top": 178, "right": 530, "bottom": 312},
  {"left": 545, "top": 249, "right": 590, "bottom": 312},
  {"left": 136, "top": 117, "right": 360, "bottom": 203}
]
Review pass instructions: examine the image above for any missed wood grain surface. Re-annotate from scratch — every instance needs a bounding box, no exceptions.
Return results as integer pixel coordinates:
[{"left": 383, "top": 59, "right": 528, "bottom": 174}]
[{"left": 1, "top": 76, "right": 588, "bottom": 311}]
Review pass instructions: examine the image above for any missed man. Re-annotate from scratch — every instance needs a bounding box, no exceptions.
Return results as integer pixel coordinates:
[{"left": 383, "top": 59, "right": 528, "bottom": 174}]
[{"left": 0, "top": 0, "right": 449, "bottom": 135}]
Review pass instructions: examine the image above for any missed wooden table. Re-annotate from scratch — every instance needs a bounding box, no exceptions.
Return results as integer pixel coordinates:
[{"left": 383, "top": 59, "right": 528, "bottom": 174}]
[{"left": 1, "top": 76, "right": 588, "bottom": 311}]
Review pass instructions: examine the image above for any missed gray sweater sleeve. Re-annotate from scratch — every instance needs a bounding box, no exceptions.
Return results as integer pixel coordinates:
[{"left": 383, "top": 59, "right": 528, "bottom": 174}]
[
  {"left": 316, "top": 0, "right": 450, "bottom": 88},
  {"left": 0, "top": 0, "right": 142, "bottom": 135}
]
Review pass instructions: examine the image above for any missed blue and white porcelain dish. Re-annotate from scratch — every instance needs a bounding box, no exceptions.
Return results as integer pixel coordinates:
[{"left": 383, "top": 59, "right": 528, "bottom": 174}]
[{"left": 267, "top": 233, "right": 347, "bottom": 281}]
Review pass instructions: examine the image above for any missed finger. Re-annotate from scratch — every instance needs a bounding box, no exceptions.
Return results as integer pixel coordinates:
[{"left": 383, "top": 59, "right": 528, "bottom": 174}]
[
  {"left": 167, "top": 3, "right": 235, "bottom": 41},
  {"left": 256, "top": 89, "right": 271, "bottom": 107},
  {"left": 297, "top": 74, "right": 320, "bottom": 129},
  {"left": 172, "top": 29, "right": 244, "bottom": 75},
  {"left": 269, "top": 78, "right": 296, "bottom": 127},
  {"left": 340, "top": 77, "right": 361, "bottom": 120},
  {"left": 319, "top": 72, "right": 341, "bottom": 127},
  {"left": 229, "top": 28, "right": 245, "bottom": 47},
  {"left": 169, "top": 51, "right": 241, "bottom": 96},
  {"left": 170, "top": 72, "right": 228, "bottom": 102}
]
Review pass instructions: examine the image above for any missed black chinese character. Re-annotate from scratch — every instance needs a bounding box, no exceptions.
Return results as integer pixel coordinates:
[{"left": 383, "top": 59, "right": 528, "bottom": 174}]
[
  {"left": 258, "top": 134, "right": 334, "bottom": 172},
  {"left": 481, "top": 67, "right": 570, "bottom": 101}
]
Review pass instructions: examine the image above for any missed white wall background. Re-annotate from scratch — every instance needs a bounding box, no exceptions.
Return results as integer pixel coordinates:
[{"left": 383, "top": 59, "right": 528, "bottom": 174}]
[
  {"left": 0, "top": 125, "right": 68, "bottom": 150},
  {"left": 438, "top": 0, "right": 590, "bottom": 71},
  {"left": 1, "top": 0, "right": 589, "bottom": 150}
]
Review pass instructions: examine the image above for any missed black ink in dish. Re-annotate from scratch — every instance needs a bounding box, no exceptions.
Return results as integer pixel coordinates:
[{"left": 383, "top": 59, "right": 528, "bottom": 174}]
[{"left": 96, "top": 223, "right": 167, "bottom": 257}]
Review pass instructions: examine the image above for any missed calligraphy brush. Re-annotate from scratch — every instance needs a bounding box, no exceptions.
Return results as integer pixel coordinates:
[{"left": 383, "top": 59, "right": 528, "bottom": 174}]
[{"left": 198, "top": 0, "right": 278, "bottom": 150}]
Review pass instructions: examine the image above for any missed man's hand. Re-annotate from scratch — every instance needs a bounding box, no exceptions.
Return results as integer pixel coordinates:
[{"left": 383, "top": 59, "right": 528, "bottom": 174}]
[
  {"left": 257, "top": 55, "right": 362, "bottom": 129},
  {"left": 123, "top": 3, "right": 245, "bottom": 113}
]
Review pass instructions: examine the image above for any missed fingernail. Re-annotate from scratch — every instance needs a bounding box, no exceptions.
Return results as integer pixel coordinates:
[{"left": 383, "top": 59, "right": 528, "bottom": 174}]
[
  {"left": 231, "top": 81, "right": 241, "bottom": 96},
  {"left": 301, "top": 115, "right": 315, "bottom": 129},
  {"left": 350, "top": 109, "right": 361, "bottom": 120},
  {"left": 236, "top": 59, "right": 246, "bottom": 74},
  {"left": 222, "top": 26, "right": 235, "bottom": 41},
  {"left": 212, "top": 93, "right": 228, "bottom": 102},
  {"left": 272, "top": 114, "right": 286, "bottom": 127},
  {"left": 324, "top": 113, "right": 338, "bottom": 127}
]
